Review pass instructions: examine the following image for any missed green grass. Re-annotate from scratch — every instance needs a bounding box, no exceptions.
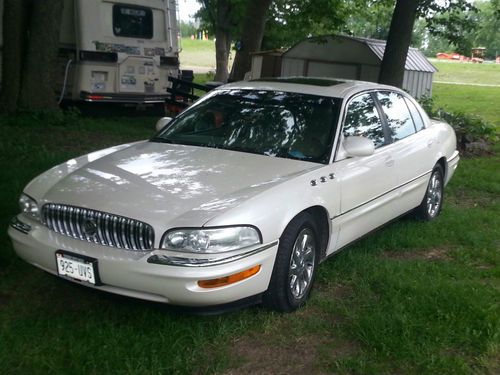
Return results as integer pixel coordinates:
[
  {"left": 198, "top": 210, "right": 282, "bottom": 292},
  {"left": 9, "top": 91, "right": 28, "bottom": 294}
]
[
  {"left": 179, "top": 37, "right": 217, "bottom": 68},
  {"left": 433, "top": 83, "right": 500, "bottom": 127},
  {"left": 431, "top": 59, "right": 500, "bottom": 86},
  {"left": 1, "top": 64, "right": 500, "bottom": 373}
]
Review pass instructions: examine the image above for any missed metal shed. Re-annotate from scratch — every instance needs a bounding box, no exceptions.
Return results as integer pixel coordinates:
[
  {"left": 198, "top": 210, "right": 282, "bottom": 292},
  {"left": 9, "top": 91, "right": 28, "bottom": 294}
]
[
  {"left": 249, "top": 49, "right": 285, "bottom": 81},
  {"left": 277, "top": 35, "right": 437, "bottom": 98}
]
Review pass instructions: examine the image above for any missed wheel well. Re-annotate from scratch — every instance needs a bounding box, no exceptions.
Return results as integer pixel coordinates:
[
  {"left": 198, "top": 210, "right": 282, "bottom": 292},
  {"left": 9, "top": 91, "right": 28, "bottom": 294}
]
[
  {"left": 437, "top": 157, "right": 447, "bottom": 180},
  {"left": 303, "top": 206, "right": 330, "bottom": 260}
]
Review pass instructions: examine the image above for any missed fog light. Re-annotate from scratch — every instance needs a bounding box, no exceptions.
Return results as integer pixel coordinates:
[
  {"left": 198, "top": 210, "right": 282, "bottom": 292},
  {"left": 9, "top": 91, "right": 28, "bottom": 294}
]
[{"left": 197, "top": 265, "right": 261, "bottom": 289}]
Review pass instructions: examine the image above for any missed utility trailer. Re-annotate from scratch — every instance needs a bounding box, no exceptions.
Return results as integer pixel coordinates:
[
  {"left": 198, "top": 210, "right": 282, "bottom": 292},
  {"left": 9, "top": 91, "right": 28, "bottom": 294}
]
[{"left": 57, "top": 0, "right": 180, "bottom": 108}]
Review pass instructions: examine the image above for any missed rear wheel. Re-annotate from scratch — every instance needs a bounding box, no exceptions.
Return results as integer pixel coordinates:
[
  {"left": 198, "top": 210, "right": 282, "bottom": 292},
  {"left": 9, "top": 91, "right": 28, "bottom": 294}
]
[
  {"left": 263, "top": 213, "right": 319, "bottom": 312},
  {"left": 415, "top": 165, "right": 444, "bottom": 221}
]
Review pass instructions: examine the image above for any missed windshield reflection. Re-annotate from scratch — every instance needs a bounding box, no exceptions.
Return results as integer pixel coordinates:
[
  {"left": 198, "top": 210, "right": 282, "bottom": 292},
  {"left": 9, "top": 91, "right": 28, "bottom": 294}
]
[{"left": 152, "top": 89, "right": 341, "bottom": 164}]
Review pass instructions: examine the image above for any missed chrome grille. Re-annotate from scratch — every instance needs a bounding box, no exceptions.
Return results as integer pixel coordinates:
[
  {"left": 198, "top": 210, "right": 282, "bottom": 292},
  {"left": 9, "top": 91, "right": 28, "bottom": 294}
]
[{"left": 42, "top": 204, "right": 154, "bottom": 251}]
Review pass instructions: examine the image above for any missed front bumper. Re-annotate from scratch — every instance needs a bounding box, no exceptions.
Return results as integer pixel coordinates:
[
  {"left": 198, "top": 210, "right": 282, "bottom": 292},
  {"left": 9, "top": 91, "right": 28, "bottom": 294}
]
[{"left": 8, "top": 216, "right": 278, "bottom": 307}]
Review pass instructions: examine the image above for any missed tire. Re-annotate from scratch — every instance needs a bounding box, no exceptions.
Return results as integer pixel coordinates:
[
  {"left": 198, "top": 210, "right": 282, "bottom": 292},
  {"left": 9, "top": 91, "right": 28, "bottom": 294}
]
[
  {"left": 263, "top": 212, "right": 319, "bottom": 312},
  {"left": 414, "top": 164, "right": 444, "bottom": 221}
]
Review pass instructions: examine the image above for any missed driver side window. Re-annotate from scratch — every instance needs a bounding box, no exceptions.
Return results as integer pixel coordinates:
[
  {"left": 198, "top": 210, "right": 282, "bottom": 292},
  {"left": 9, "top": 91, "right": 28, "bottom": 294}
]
[{"left": 344, "top": 93, "right": 385, "bottom": 148}]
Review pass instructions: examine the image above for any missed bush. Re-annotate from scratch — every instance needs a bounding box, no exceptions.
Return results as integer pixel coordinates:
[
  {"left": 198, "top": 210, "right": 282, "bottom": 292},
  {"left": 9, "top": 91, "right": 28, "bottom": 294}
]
[{"left": 419, "top": 96, "right": 498, "bottom": 154}]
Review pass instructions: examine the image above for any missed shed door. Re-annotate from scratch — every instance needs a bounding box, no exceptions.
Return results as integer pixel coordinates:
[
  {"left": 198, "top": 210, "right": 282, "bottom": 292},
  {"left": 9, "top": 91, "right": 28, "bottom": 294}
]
[{"left": 306, "top": 62, "right": 358, "bottom": 79}]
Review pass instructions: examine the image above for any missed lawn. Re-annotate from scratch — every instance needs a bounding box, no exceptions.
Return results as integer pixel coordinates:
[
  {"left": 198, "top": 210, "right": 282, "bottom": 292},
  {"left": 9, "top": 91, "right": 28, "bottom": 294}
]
[
  {"left": 433, "top": 83, "right": 500, "bottom": 127},
  {"left": 431, "top": 60, "right": 500, "bottom": 128},
  {"left": 431, "top": 59, "right": 500, "bottom": 86},
  {"left": 179, "top": 37, "right": 217, "bottom": 69},
  {"left": 1, "top": 64, "right": 499, "bottom": 373}
]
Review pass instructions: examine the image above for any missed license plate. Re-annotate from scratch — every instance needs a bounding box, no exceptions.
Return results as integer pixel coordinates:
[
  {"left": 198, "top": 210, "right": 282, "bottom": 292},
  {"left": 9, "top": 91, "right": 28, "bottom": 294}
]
[{"left": 56, "top": 251, "right": 98, "bottom": 285}]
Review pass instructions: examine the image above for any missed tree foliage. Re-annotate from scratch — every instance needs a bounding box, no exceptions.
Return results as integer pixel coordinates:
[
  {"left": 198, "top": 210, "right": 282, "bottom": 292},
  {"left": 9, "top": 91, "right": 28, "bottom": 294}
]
[
  {"left": 379, "top": 0, "right": 477, "bottom": 87},
  {"left": 421, "top": 0, "right": 478, "bottom": 55},
  {"left": 262, "top": 0, "right": 349, "bottom": 49},
  {"left": 196, "top": 0, "right": 246, "bottom": 82},
  {"left": 473, "top": 0, "right": 500, "bottom": 58},
  {"left": 424, "top": 0, "right": 500, "bottom": 58},
  {"left": 343, "top": 0, "right": 395, "bottom": 41},
  {"left": 230, "top": 0, "right": 273, "bottom": 81},
  {"left": 179, "top": 21, "right": 198, "bottom": 38}
]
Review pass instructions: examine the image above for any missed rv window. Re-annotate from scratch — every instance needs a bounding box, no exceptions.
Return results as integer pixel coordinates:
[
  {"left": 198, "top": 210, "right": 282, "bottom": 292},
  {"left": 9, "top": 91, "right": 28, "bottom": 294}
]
[{"left": 113, "top": 4, "right": 153, "bottom": 39}]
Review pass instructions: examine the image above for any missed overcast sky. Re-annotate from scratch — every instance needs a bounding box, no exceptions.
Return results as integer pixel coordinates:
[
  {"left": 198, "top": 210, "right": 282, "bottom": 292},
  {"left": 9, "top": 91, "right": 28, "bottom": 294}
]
[{"left": 178, "top": 0, "right": 201, "bottom": 21}]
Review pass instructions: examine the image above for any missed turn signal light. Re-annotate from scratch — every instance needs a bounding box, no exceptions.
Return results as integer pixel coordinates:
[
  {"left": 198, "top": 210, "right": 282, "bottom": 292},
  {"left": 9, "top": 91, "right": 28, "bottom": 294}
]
[{"left": 198, "top": 265, "right": 261, "bottom": 289}]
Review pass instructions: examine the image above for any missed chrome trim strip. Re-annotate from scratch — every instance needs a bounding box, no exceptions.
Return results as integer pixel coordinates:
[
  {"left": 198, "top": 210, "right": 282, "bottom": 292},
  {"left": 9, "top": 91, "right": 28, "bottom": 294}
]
[
  {"left": 10, "top": 216, "right": 32, "bottom": 234},
  {"left": 331, "top": 169, "right": 432, "bottom": 220},
  {"left": 147, "top": 241, "right": 279, "bottom": 267},
  {"left": 447, "top": 151, "right": 460, "bottom": 163}
]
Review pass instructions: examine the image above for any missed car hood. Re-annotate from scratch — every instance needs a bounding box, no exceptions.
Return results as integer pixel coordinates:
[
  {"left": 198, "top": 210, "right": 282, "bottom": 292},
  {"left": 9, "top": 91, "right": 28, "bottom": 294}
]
[{"left": 37, "top": 141, "right": 321, "bottom": 230}]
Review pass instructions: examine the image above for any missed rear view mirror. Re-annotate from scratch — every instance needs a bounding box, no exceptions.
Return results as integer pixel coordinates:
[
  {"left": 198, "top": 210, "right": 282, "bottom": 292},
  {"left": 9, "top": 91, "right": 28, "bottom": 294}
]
[
  {"left": 343, "top": 136, "right": 375, "bottom": 157},
  {"left": 155, "top": 117, "right": 173, "bottom": 132}
]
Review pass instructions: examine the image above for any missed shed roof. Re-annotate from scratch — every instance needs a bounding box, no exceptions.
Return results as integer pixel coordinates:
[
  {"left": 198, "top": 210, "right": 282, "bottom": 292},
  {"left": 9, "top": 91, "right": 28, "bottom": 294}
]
[{"left": 285, "top": 35, "right": 437, "bottom": 73}]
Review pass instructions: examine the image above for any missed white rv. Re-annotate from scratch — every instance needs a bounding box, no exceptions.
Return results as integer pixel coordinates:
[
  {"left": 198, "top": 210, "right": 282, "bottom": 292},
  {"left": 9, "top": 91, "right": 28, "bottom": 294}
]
[{"left": 57, "top": 0, "right": 180, "bottom": 106}]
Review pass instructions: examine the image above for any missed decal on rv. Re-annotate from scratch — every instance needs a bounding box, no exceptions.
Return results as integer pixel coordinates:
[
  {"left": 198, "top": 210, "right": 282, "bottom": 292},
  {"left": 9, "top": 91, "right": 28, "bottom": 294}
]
[{"left": 93, "top": 41, "right": 141, "bottom": 56}]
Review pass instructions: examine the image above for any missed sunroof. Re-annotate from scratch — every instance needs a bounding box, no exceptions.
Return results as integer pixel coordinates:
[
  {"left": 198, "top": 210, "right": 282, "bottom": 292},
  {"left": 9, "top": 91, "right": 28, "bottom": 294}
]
[{"left": 252, "top": 77, "right": 346, "bottom": 87}]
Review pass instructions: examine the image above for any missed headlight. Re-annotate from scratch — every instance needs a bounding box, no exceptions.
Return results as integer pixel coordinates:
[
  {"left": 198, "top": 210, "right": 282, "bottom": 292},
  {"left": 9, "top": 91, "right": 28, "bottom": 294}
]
[
  {"left": 161, "top": 226, "right": 261, "bottom": 253},
  {"left": 19, "top": 194, "right": 40, "bottom": 221}
]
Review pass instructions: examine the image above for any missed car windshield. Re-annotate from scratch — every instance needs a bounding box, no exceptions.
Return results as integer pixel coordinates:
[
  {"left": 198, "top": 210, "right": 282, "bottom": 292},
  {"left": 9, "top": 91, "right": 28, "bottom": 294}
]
[{"left": 152, "top": 89, "right": 341, "bottom": 164}]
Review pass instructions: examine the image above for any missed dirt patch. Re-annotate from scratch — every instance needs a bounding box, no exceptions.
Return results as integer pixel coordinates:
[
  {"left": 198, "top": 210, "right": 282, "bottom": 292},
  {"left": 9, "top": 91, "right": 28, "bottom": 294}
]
[
  {"left": 449, "top": 193, "right": 498, "bottom": 209},
  {"left": 381, "top": 247, "right": 452, "bottom": 261},
  {"left": 222, "top": 295, "right": 359, "bottom": 375},
  {"left": 223, "top": 332, "right": 358, "bottom": 375},
  {"left": 223, "top": 334, "right": 324, "bottom": 375},
  {"left": 315, "top": 283, "right": 353, "bottom": 300}
]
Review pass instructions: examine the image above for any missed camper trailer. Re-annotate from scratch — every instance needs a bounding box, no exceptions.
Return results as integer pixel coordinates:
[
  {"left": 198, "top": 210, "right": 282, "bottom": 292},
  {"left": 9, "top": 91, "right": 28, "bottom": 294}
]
[{"left": 57, "top": 0, "right": 180, "bottom": 107}]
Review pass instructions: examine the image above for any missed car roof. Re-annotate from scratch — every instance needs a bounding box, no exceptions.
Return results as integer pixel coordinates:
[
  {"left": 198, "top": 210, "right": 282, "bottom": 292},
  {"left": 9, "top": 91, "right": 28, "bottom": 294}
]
[{"left": 217, "top": 77, "right": 403, "bottom": 99}]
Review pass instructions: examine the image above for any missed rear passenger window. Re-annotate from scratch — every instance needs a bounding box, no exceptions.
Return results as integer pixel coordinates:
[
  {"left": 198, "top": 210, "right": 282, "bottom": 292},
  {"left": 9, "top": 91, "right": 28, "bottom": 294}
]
[
  {"left": 404, "top": 98, "right": 425, "bottom": 131},
  {"left": 344, "top": 93, "right": 385, "bottom": 148},
  {"left": 377, "top": 91, "right": 416, "bottom": 141}
]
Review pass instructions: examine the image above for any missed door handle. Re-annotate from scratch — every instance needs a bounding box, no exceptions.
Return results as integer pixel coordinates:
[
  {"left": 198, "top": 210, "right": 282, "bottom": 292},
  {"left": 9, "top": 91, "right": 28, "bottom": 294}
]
[
  {"left": 385, "top": 156, "right": 394, "bottom": 167},
  {"left": 427, "top": 139, "right": 434, "bottom": 148}
]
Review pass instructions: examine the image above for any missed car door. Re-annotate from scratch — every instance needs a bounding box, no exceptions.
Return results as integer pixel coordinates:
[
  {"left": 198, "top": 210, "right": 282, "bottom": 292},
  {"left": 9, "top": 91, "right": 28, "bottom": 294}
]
[
  {"left": 332, "top": 92, "right": 399, "bottom": 250},
  {"left": 375, "top": 91, "right": 436, "bottom": 216}
]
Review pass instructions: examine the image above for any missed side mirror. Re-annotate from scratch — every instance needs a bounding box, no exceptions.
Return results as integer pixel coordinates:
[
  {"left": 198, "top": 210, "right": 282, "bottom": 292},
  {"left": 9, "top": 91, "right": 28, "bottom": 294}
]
[
  {"left": 155, "top": 117, "right": 173, "bottom": 132},
  {"left": 343, "top": 136, "right": 375, "bottom": 157}
]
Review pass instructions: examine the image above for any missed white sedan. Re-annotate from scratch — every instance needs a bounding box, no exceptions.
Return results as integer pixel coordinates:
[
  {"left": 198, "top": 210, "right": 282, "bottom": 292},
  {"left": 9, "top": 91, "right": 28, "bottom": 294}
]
[{"left": 9, "top": 78, "right": 459, "bottom": 312}]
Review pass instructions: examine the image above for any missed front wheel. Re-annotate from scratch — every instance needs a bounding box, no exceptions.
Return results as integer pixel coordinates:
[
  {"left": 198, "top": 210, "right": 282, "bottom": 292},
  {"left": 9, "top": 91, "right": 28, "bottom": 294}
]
[
  {"left": 263, "top": 213, "right": 319, "bottom": 312},
  {"left": 414, "top": 165, "right": 444, "bottom": 221}
]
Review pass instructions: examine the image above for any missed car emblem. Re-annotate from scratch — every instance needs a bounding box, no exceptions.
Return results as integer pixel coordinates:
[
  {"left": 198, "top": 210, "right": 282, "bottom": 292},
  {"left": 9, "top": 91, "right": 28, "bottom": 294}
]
[{"left": 82, "top": 218, "right": 98, "bottom": 237}]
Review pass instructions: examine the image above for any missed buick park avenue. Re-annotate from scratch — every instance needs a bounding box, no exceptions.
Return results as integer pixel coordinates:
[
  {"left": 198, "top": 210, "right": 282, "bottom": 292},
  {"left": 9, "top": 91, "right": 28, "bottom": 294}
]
[{"left": 9, "top": 78, "right": 459, "bottom": 312}]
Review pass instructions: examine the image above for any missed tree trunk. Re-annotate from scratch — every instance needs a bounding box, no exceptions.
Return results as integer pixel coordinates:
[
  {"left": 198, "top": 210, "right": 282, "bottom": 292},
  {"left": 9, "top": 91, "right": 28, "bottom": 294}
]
[
  {"left": 213, "top": 0, "right": 232, "bottom": 83},
  {"left": 230, "top": 0, "right": 272, "bottom": 82},
  {"left": 378, "top": 0, "right": 419, "bottom": 88},
  {"left": 0, "top": 0, "right": 28, "bottom": 113},
  {"left": 19, "top": 0, "right": 64, "bottom": 110},
  {"left": 214, "top": 28, "right": 231, "bottom": 83}
]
